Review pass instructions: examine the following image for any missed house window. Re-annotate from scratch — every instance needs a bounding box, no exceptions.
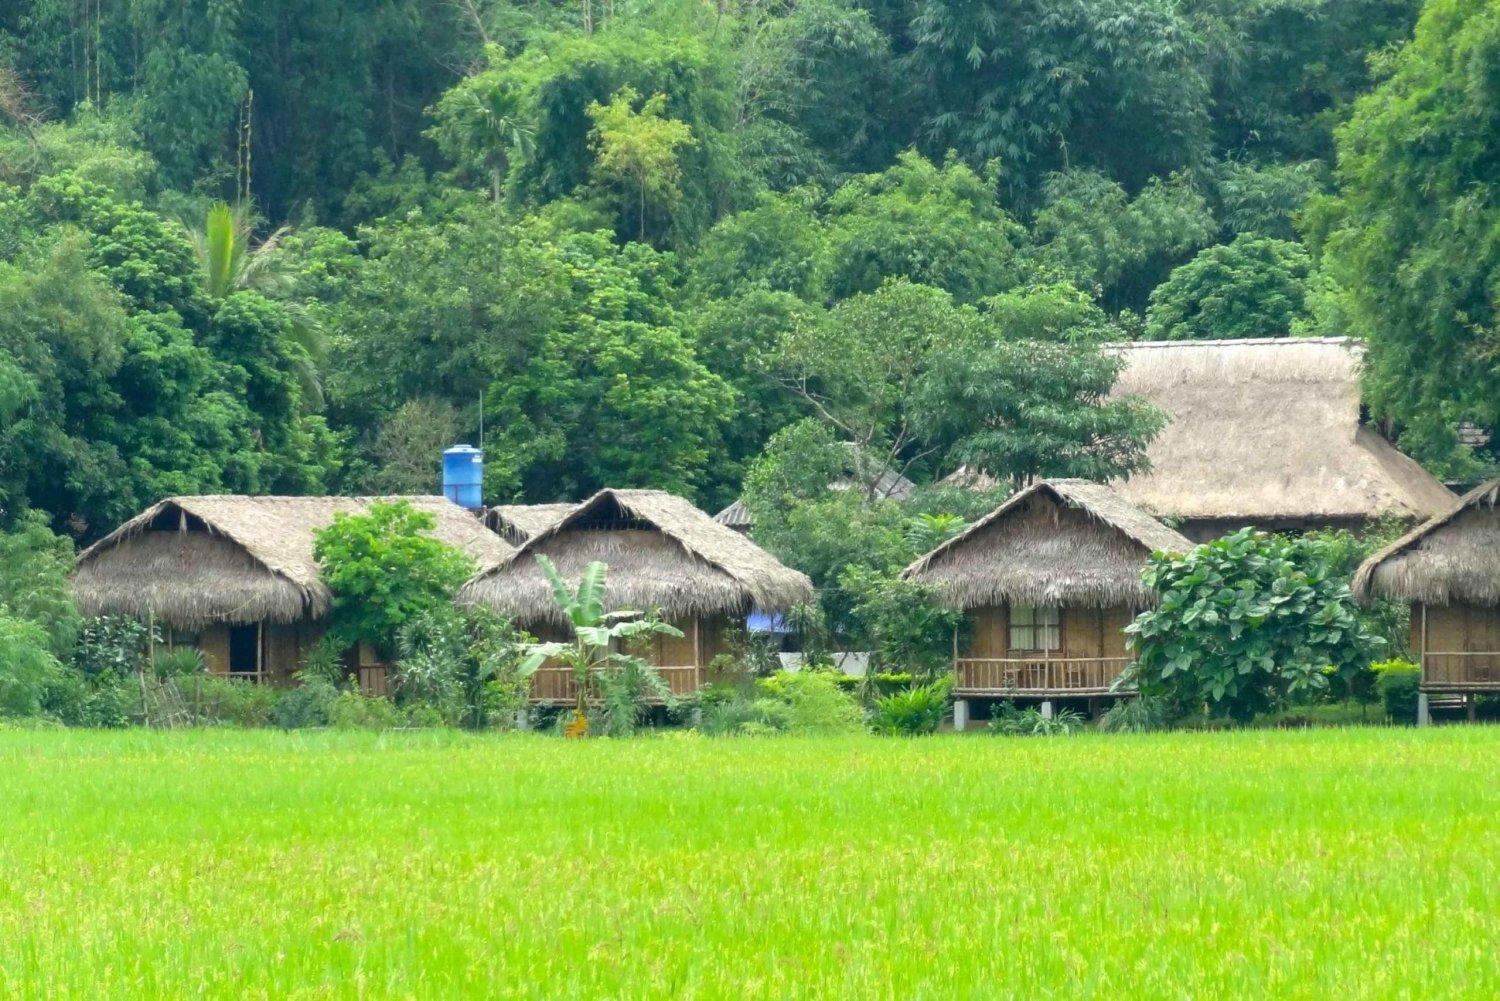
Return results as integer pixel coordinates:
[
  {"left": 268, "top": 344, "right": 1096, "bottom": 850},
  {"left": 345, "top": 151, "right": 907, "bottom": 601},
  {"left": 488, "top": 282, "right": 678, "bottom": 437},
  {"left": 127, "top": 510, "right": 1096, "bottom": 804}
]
[{"left": 1009, "top": 606, "right": 1060, "bottom": 652}]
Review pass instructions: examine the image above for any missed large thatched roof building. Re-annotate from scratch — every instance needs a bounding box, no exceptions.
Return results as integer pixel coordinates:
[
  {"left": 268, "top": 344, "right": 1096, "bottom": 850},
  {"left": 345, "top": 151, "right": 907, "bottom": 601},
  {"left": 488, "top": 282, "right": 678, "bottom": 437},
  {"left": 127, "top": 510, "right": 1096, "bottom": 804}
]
[
  {"left": 483, "top": 503, "right": 576, "bottom": 546},
  {"left": 904, "top": 479, "right": 1190, "bottom": 701},
  {"left": 1353, "top": 480, "right": 1500, "bottom": 697},
  {"left": 73, "top": 495, "right": 509, "bottom": 686},
  {"left": 1106, "top": 338, "right": 1455, "bottom": 540},
  {"left": 461, "top": 488, "right": 814, "bottom": 701}
]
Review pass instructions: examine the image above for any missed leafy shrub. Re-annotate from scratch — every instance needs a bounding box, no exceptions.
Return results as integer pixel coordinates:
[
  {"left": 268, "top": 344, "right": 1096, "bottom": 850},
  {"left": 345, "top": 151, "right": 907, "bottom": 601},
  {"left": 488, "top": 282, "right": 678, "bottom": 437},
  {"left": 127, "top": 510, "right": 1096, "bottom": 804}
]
[
  {"left": 991, "top": 702, "right": 1086, "bottom": 737},
  {"left": 1374, "top": 660, "right": 1420, "bottom": 725},
  {"left": 327, "top": 691, "right": 403, "bottom": 730},
  {"left": 270, "top": 677, "right": 339, "bottom": 729},
  {"left": 314, "top": 500, "right": 476, "bottom": 656},
  {"left": 756, "top": 671, "right": 865, "bottom": 735},
  {"left": 182, "top": 675, "right": 280, "bottom": 727},
  {"left": 0, "top": 512, "right": 82, "bottom": 655},
  {"left": 870, "top": 678, "right": 952, "bottom": 735},
  {"left": 395, "top": 605, "right": 536, "bottom": 728},
  {"left": 0, "top": 613, "right": 62, "bottom": 716},
  {"left": 1098, "top": 696, "right": 1174, "bottom": 733},
  {"left": 1125, "top": 528, "right": 1385, "bottom": 723},
  {"left": 696, "top": 671, "right": 864, "bottom": 737},
  {"left": 72, "top": 616, "right": 153, "bottom": 679},
  {"left": 40, "top": 669, "right": 132, "bottom": 727},
  {"left": 841, "top": 567, "right": 964, "bottom": 677}
]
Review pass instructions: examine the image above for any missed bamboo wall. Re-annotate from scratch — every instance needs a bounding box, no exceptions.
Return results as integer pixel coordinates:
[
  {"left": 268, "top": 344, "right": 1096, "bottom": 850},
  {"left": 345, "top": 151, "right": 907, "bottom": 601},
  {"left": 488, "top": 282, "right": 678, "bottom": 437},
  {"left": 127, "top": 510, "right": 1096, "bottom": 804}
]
[
  {"left": 1413, "top": 602, "right": 1500, "bottom": 689},
  {"left": 965, "top": 604, "right": 1133, "bottom": 660}
]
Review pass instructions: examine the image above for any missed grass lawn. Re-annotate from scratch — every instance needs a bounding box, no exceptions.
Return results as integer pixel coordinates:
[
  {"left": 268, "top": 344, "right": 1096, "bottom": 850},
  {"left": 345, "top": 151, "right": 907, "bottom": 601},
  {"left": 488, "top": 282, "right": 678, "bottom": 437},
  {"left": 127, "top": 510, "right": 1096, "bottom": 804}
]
[{"left": 1, "top": 727, "right": 1498, "bottom": 999}]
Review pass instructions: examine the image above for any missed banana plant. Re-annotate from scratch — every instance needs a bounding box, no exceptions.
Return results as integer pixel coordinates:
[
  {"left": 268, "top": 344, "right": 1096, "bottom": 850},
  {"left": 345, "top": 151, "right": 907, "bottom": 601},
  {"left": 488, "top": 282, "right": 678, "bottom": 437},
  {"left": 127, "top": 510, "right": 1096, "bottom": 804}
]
[{"left": 525, "top": 556, "right": 682, "bottom": 730}]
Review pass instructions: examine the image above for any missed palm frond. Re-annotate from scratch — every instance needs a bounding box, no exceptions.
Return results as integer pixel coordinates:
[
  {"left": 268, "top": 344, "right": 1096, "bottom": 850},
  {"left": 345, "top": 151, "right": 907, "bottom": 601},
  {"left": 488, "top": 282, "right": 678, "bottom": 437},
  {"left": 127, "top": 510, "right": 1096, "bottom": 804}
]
[
  {"left": 576, "top": 561, "right": 608, "bottom": 626},
  {"left": 535, "top": 555, "right": 578, "bottom": 621}
]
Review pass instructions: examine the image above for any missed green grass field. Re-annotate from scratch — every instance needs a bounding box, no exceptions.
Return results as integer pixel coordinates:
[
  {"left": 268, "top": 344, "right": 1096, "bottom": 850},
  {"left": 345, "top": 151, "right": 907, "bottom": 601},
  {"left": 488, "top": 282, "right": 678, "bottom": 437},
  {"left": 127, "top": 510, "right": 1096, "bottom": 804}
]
[{"left": 1, "top": 728, "right": 1497, "bottom": 999}]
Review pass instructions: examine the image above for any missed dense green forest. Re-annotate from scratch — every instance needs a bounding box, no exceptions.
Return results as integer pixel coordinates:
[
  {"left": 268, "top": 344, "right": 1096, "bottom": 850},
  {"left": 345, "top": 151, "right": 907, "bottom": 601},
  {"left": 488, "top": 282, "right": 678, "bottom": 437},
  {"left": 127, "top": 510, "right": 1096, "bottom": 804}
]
[{"left": 1, "top": 0, "right": 1498, "bottom": 552}]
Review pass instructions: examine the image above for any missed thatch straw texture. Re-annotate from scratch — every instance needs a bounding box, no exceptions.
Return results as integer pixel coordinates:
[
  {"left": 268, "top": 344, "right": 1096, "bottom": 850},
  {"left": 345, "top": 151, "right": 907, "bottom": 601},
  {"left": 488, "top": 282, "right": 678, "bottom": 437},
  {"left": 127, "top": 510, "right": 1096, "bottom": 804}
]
[
  {"left": 903, "top": 480, "right": 1191, "bottom": 609},
  {"left": 74, "top": 495, "right": 510, "bottom": 628},
  {"left": 484, "top": 503, "right": 576, "bottom": 545},
  {"left": 1354, "top": 480, "right": 1500, "bottom": 605},
  {"left": 1106, "top": 338, "right": 1455, "bottom": 523},
  {"left": 460, "top": 489, "right": 814, "bottom": 625}
]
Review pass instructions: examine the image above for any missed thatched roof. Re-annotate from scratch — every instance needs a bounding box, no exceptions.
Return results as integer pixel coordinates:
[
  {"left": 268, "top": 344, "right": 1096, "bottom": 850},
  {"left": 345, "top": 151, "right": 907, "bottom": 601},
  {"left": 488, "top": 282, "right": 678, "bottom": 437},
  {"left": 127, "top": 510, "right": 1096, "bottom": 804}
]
[
  {"left": 74, "top": 495, "right": 510, "bottom": 629},
  {"left": 1106, "top": 338, "right": 1455, "bottom": 524},
  {"left": 712, "top": 498, "right": 754, "bottom": 530},
  {"left": 484, "top": 503, "right": 576, "bottom": 546},
  {"left": 903, "top": 480, "right": 1191, "bottom": 610},
  {"left": 937, "top": 466, "right": 1001, "bottom": 491},
  {"left": 1353, "top": 479, "right": 1500, "bottom": 605},
  {"left": 460, "top": 488, "right": 814, "bottom": 625}
]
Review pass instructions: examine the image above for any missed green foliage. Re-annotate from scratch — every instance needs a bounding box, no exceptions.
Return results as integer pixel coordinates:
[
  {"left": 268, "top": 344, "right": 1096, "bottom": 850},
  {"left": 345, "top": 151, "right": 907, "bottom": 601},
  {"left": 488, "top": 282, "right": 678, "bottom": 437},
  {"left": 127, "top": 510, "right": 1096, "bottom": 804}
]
[
  {"left": 0, "top": 613, "right": 62, "bottom": 716},
  {"left": 1125, "top": 529, "right": 1385, "bottom": 723},
  {"left": 752, "top": 671, "right": 866, "bottom": 736},
  {"left": 1373, "top": 660, "right": 1420, "bottom": 725},
  {"left": 181, "top": 675, "right": 281, "bottom": 727},
  {"left": 990, "top": 702, "right": 1086, "bottom": 737},
  {"left": 313, "top": 500, "right": 476, "bottom": 656},
  {"left": 526, "top": 557, "right": 681, "bottom": 723},
  {"left": 1316, "top": 0, "right": 1500, "bottom": 470},
  {"left": 0, "top": 510, "right": 80, "bottom": 655},
  {"left": 869, "top": 678, "right": 951, "bottom": 735},
  {"left": 841, "top": 567, "right": 963, "bottom": 677},
  {"left": 394, "top": 605, "right": 536, "bottom": 728},
  {"left": 1098, "top": 696, "right": 1174, "bottom": 734},
  {"left": 151, "top": 648, "right": 205, "bottom": 679},
  {"left": 912, "top": 283, "right": 1166, "bottom": 488},
  {"left": 71, "top": 616, "right": 153, "bottom": 679},
  {"left": 586, "top": 87, "right": 698, "bottom": 244},
  {"left": 270, "top": 677, "right": 339, "bottom": 730},
  {"left": 326, "top": 691, "right": 404, "bottom": 730},
  {"left": 1145, "top": 235, "right": 1314, "bottom": 341}
]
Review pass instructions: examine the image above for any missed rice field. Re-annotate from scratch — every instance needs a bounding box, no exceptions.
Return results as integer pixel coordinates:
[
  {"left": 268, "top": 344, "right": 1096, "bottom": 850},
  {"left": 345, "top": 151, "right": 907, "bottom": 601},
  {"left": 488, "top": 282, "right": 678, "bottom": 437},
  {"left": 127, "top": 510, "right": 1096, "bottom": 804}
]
[{"left": 0, "top": 727, "right": 1498, "bottom": 999}]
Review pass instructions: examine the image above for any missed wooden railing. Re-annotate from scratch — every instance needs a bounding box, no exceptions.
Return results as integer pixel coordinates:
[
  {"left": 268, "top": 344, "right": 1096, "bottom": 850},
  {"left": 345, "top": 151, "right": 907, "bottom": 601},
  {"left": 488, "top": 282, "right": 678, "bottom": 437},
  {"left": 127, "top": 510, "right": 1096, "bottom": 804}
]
[
  {"left": 1422, "top": 652, "right": 1500, "bottom": 691},
  {"left": 529, "top": 665, "right": 703, "bottom": 703},
  {"left": 954, "top": 657, "right": 1131, "bottom": 696}
]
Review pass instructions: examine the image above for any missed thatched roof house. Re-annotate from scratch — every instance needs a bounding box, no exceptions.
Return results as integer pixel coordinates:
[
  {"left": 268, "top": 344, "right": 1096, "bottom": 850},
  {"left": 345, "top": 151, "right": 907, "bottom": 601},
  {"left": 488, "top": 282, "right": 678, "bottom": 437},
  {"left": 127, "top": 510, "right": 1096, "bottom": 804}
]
[
  {"left": 1352, "top": 480, "right": 1500, "bottom": 696},
  {"left": 73, "top": 495, "right": 509, "bottom": 686},
  {"left": 1106, "top": 337, "right": 1454, "bottom": 539},
  {"left": 463, "top": 488, "right": 813, "bottom": 626},
  {"left": 484, "top": 503, "right": 576, "bottom": 546},
  {"left": 462, "top": 488, "right": 814, "bottom": 701},
  {"left": 905, "top": 479, "right": 1190, "bottom": 610},
  {"left": 904, "top": 480, "right": 1190, "bottom": 700},
  {"left": 1354, "top": 479, "right": 1500, "bottom": 606},
  {"left": 76, "top": 495, "right": 508, "bottom": 627}
]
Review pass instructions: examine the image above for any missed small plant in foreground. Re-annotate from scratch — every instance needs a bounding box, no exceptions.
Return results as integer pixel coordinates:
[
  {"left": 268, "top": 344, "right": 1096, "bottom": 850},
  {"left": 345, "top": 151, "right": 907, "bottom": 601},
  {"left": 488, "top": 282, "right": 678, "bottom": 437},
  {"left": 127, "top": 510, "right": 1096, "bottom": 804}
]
[
  {"left": 869, "top": 678, "right": 952, "bottom": 735},
  {"left": 991, "top": 701, "right": 1085, "bottom": 736},
  {"left": 1373, "top": 660, "right": 1420, "bottom": 724},
  {"left": 1099, "top": 695, "right": 1173, "bottom": 733}
]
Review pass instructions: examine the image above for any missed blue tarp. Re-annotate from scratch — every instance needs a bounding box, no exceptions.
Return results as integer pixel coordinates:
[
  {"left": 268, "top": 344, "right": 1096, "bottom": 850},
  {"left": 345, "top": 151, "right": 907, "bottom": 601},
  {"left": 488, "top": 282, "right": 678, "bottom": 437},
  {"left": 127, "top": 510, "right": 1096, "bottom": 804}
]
[{"left": 746, "top": 611, "right": 792, "bottom": 634}]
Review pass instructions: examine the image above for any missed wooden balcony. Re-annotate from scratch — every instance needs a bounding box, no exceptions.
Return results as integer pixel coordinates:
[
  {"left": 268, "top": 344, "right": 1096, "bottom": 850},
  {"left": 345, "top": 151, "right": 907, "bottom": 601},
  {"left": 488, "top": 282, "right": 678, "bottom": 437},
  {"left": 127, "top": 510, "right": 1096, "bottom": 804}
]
[
  {"left": 954, "top": 657, "right": 1131, "bottom": 697},
  {"left": 529, "top": 665, "right": 703, "bottom": 703},
  {"left": 1421, "top": 652, "right": 1500, "bottom": 692}
]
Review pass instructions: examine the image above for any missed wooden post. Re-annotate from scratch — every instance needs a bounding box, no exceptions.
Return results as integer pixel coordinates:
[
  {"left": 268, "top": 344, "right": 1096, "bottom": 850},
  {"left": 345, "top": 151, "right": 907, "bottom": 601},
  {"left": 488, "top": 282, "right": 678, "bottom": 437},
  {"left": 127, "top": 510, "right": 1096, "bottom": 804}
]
[
  {"left": 951, "top": 626, "right": 959, "bottom": 688},
  {"left": 693, "top": 617, "right": 702, "bottom": 692},
  {"left": 255, "top": 622, "right": 264, "bottom": 684},
  {"left": 1421, "top": 603, "right": 1429, "bottom": 685}
]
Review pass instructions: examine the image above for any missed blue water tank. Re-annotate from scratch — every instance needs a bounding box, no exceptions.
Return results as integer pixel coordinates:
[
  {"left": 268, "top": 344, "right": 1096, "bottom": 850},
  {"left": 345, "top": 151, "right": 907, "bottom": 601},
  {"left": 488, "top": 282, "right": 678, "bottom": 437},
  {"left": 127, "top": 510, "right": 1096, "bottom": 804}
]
[{"left": 442, "top": 445, "right": 484, "bottom": 509}]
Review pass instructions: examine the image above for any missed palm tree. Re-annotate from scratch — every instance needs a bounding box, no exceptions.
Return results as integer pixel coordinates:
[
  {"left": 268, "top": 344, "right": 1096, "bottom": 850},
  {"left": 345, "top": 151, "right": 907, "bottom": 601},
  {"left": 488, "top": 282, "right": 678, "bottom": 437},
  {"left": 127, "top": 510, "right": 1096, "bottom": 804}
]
[
  {"left": 181, "top": 202, "right": 326, "bottom": 410},
  {"left": 465, "top": 87, "right": 534, "bottom": 203},
  {"left": 525, "top": 557, "right": 681, "bottom": 736}
]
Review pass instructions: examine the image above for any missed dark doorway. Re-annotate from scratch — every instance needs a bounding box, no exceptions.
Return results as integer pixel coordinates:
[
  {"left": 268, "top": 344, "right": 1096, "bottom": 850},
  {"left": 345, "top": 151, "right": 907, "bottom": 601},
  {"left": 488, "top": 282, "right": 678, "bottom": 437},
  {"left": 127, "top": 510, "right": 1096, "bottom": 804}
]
[{"left": 228, "top": 624, "right": 260, "bottom": 677}]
